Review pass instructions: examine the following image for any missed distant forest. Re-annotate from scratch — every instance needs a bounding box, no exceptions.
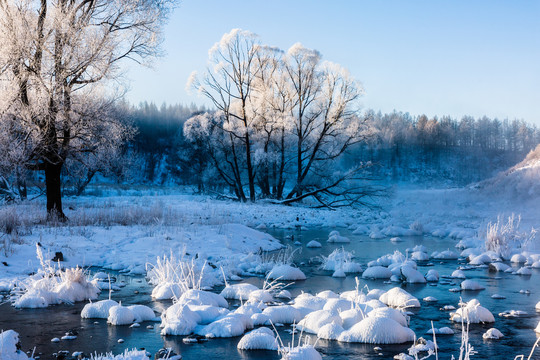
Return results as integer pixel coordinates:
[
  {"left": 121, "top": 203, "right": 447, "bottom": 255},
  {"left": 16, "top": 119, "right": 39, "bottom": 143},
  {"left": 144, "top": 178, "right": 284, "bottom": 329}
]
[{"left": 120, "top": 103, "right": 540, "bottom": 189}]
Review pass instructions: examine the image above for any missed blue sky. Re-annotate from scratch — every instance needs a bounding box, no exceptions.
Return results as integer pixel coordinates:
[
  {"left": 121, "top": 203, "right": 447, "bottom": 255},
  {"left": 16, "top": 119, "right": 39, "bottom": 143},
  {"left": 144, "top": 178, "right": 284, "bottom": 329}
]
[{"left": 125, "top": 0, "right": 540, "bottom": 124}]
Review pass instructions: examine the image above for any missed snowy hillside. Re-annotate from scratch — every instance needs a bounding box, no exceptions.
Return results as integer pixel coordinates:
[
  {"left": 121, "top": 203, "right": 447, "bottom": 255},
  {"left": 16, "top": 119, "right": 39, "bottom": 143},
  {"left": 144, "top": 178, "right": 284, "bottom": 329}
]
[{"left": 474, "top": 144, "right": 540, "bottom": 199}]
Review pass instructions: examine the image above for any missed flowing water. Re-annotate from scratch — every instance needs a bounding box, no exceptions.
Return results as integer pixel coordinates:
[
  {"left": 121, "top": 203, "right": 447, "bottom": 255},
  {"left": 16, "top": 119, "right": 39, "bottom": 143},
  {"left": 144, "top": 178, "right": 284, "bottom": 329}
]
[{"left": 1, "top": 228, "right": 539, "bottom": 359}]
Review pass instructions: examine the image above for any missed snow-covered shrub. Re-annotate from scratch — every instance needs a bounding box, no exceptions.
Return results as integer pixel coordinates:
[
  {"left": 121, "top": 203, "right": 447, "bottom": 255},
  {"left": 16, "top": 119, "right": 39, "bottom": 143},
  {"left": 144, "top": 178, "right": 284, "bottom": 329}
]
[
  {"left": 147, "top": 251, "right": 211, "bottom": 300},
  {"left": 90, "top": 349, "right": 152, "bottom": 360},
  {"left": 12, "top": 245, "right": 99, "bottom": 308},
  {"left": 320, "top": 248, "right": 362, "bottom": 274},
  {"left": 485, "top": 214, "right": 536, "bottom": 260}
]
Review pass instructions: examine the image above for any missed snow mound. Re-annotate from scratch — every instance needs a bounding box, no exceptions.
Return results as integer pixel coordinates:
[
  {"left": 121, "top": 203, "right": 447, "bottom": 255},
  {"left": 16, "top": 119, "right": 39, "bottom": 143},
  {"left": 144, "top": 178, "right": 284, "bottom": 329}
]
[
  {"left": 177, "top": 289, "right": 228, "bottom": 308},
  {"left": 81, "top": 299, "right": 119, "bottom": 319},
  {"left": 306, "top": 240, "right": 322, "bottom": 248},
  {"left": 482, "top": 328, "right": 504, "bottom": 340},
  {"left": 362, "top": 266, "right": 392, "bottom": 279},
  {"left": 380, "top": 287, "right": 420, "bottom": 308},
  {"left": 108, "top": 304, "right": 135, "bottom": 325},
  {"left": 427, "top": 327, "right": 454, "bottom": 335},
  {"left": 0, "top": 330, "right": 29, "bottom": 360},
  {"left": 196, "top": 313, "right": 253, "bottom": 338},
  {"left": 127, "top": 305, "right": 156, "bottom": 322},
  {"left": 328, "top": 231, "right": 350, "bottom": 243},
  {"left": 220, "top": 283, "right": 258, "bottom": 300},
  {"left": 262, "top": 305, "right": 303, "bottom": 324},
  {"left": 451, "top": 270, "right": 466, "bottom": 279},
  {"left": 338, "top": 316, "right": 415, "bottom": 344},
  {"left": 161, "top": 303, "right": 201, "bottom": 335},
  {"left": 297, "top": 310, "right": 343, "bottom": 334},
  {"left": 281, "top": 345, "right": 322, "bottom": 360},
  {"left": 450, "top": 299, "right": 495, "bottom": 323},
  {"left": 368, "top": 307, "right": 408, "bottom": 327},
  {"left": 237, "top": 327, "right": 278, "bottom": 350},
  {"left": 266, "top": 264, "right": 306, "bottom": 281},
  {"left": 460, "top": 280, "right": 485, "bottom": 291},
  {"left": 317, "top": 323, "right": 345, "bottom": 340}
]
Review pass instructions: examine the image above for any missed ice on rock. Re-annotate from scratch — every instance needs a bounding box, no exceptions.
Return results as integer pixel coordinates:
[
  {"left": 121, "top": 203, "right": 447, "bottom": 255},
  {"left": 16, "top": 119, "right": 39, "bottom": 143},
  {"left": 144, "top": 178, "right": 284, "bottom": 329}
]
[
  {"left": 318, "top": 323, "right": 345, "bottom": 340},
  {"left": 316, "top": 290, "right": 339, "bottom": 299},
  {"left": 328, "top": 231, "right": 350, "bottom": 243},
  {"left": 297, "top": 310, "right": 343, "bottom": 334},
  {"left": 488, "top": 262, "right": 511, "bottom": 272},
  {"left": 293, "top": 293, "right": 327, "bottom": 314},
  {"left": 262, "top": 305, "right": 303, "bottom": 324},
  {"left": 482, "top": 328, "right": 504, "bottom": 340},
  {"left": 323, "top": 298, "right": 353, "bottom": 314},
  {"left": 450, "top": 299, "right": 494, "bottom": 323},
  {"left": 368, "top": 307, "right": 408, "bottom": 327},
  {"left": 161, "top": 303, "right": 201, "bottom": 335},
  {"left": 338, "top": 317, "right": 415, "bottom": 344},
  {"left": 516, "top": 267, "right": 532, "bottom": 276},
  {"left": 276, "top": 290, "right": 292, "bottom": 299},
  {"left": 196, "top": 313, "right": 253, "bottom": 338},
  {"left": 306, "top": 240, "right": 322, "bottom": 248},
  {"left": 427, "top": 327, "right": 454, "bottom": 335},
  {"left": 460, "top": 280, "right": 485, "bottom": 291},
  {"left": 266, "top": 264, "right": 306, "bottom": 281},
  {"left": 410, "top": 251, "right": 429, "bottom": 261},
  {"left": 177, "top": 289, "right": 228, "bottom": 308},
  {"left": 220, "top": 283, "right": 259, "bottom": 300},
  {"left": 390, "top": 237, "right": 403, "bottom": 242},
  {"left": 282, "top": 345, "right": 322, "bottom": 360},
  {"left": 399, "top": 265, "right": 427, "bottom": 283},
  {"left": 431, "top": 250, "right": 458, "bottom": 260},
  {"left": 108, "top": 304, "right": 135, "bottom": 325},
  {"left": 340, "top": 308, "right": 368, "bottom": 329},
  {"left": 237, "top": 327, "right": 278, "bottom": 350},
  {"left": 0, "top": 330, "right": 29, "bottom": 360},
  {"left": 128, "top": 305, "right": 156, "bottom": 322},
  {"left": 362, "top": 266, "right": 392, "bottom": 279},
  {"left": 81, "top": 299, "right": 119, "bottom": 319},
  {"left": 425, "top": 270, "right": 439, "bottom": 282},
  {"left": 451, "top": 270, "right": 466, "bottom": 279},
  {"left": 188, "top": 304, "right": 229, "bottom": 324},
  {"left": 380, "top": 287, "right": 420, "bottom": 308},
  {"left": 511, "top": 254, "right": 527, "bottom": 263},
  {"left": 423, "top": 296, "right": 438, "bottom": 302}
]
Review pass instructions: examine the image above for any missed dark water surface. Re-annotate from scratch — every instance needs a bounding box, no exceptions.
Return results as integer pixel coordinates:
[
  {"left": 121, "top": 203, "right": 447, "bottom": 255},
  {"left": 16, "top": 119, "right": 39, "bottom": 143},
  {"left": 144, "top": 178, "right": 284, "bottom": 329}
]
[{"left": 1, "top": 228, "right": 539, "bottom": 359}]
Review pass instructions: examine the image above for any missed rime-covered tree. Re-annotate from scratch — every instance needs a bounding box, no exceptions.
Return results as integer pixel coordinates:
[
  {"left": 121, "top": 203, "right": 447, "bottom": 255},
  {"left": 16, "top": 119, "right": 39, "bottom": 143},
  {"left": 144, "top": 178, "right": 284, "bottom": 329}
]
[{"left": 0, "top": 0, "right": 176, "bottom": 218}]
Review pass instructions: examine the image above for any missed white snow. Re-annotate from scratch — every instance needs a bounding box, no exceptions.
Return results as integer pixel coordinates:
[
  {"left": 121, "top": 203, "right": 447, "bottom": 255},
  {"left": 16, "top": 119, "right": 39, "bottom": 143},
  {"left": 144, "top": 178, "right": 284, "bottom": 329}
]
[
  {"left": 237, "top": 327, "right": 278, "bottom": 350},
  {"left": 450, "top": 299, "right": 495, "bottom": 323},
  {"left": 362, "top": 266, "right": 392, "bottom": 279},
  {"left": 266, "top": 264, "right": 306, "bottom": 281},
  {"left": 338, "top": 316, "right": 415, "bottom": 344},
  {"left": 460, "top": 279, "right": 485, "bottom": 291},
  {"left": 196, "top": 313, "right": 253, "bottom": 338},
  {"left": 379, "top": 287, "right": 420, "bottom": 308},
  {"left": 108, "top": 304, "right": 135, "bottom": 326},
  {"left": 262, "top": 305, "right": 303, "bottom": 324},
  {"left": 297, "top": 310, "right": 343, "bottom": 334},
  {"left": 482, "top": 328, "right": 504, "bottom": 340},
  {"left": 0, "top": 330, "right": 29, "bottom": 360},
  {"left": 306, "top": 240, "right": 322, "bottom": 248}
]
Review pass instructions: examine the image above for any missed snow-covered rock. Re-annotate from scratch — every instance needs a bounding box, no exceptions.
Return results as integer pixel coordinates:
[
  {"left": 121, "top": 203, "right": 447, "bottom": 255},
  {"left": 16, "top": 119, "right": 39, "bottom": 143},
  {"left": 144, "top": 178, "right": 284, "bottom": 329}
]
[
  {"left": 177, "top": 289, "right": 228, "bottom": 308},
  {"left": 460, "top": 280, "right": 485, "bottom": 291},
  {"left": 161, "top": 303, "right": 201, "bottom": 335},
  {"left": 237, "top": 327, "right": 278, "bottom": 350},
  {"left": 362, "top": 266, "right": 392, "bottom": 279},
  {"left": 282, "top": 345, "right": 322, "bottom": 360},
  {"left": 81, "top": 299, "right": 119, "bottom": 319},
  {"left": 262, "top": 305, "right": 302, "bottom": 324},
  {"left": 297, "top": 310, "right": 343, "bottom": 334},
  {"left": 128, "top": 305, "right": 156, "bottom": 322},
  {"left": 450, "top": 299, "right": 495, "bottom": 323},
  {"left": 338, "top": 317, "right": 415, "bottom": 344},
  {"left": 380, "top": 287, "right": 420, "bottom": 308},
  {"left": 266, "top": 264, "right": 306, "bottom": 281},
  {"left": 108, "top": 304, "right": 135, "bottom": 325},
  {"left": 482, "top": 328, "right": 504, "bottom": 340},
  {"left": 451, "top": 270, "right": 466, "bottom": 279},
  {"left": 306, "top": 240, "right": 322, "bottom": 248},
  {"left": 0, "top": 330, "right": 29, "bottom": 360},
  {"left": 317, "top": 323, "right": 345, "bottom": 340},
  {"left": 220, "top": 283, "right": 258, "bottom": 300},
  {"left": 196, "top": 313, "right": 253, "bottom": 338}
]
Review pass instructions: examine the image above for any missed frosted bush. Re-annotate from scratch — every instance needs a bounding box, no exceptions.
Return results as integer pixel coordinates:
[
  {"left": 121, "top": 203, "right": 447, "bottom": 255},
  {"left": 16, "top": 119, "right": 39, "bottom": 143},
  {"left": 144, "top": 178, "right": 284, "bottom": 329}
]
[{"left": 485, "top": 214, "right": 536, "bottom": 260}]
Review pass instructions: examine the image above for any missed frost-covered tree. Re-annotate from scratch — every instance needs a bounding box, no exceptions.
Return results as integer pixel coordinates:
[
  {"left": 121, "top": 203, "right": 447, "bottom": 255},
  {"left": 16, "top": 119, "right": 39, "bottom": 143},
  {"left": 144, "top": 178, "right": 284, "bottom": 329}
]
[
  {"left": 0, "top": 0, "right": 176, "bottom": 218},
  {"left": 186, "top": 29, "right": 372, "bottom": 206}
]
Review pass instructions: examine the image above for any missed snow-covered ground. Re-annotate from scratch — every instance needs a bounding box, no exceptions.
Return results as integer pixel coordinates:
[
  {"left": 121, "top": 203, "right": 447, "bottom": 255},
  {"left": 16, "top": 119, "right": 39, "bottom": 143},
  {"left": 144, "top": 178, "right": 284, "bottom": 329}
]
[{"left": 1, "top": 148, "right": 540, "bottom": 359}]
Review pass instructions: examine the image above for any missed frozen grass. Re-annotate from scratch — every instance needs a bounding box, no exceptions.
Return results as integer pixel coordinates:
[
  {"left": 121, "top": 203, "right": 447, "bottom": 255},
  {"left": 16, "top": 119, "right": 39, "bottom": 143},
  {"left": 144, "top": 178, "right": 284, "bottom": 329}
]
[
  {"left": 485, "top": 214, "right": 537, "bottom": 259},
  {"left": 11, "top": 244, "right": 99, "bottom": 308}
]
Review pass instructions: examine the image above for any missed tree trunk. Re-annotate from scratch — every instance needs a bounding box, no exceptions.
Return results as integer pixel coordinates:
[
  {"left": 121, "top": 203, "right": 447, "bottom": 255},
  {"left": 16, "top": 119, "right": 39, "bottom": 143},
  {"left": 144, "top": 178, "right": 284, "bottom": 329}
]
[{"left": 45, "top": 161, "right": 66, "bottom": 220}]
